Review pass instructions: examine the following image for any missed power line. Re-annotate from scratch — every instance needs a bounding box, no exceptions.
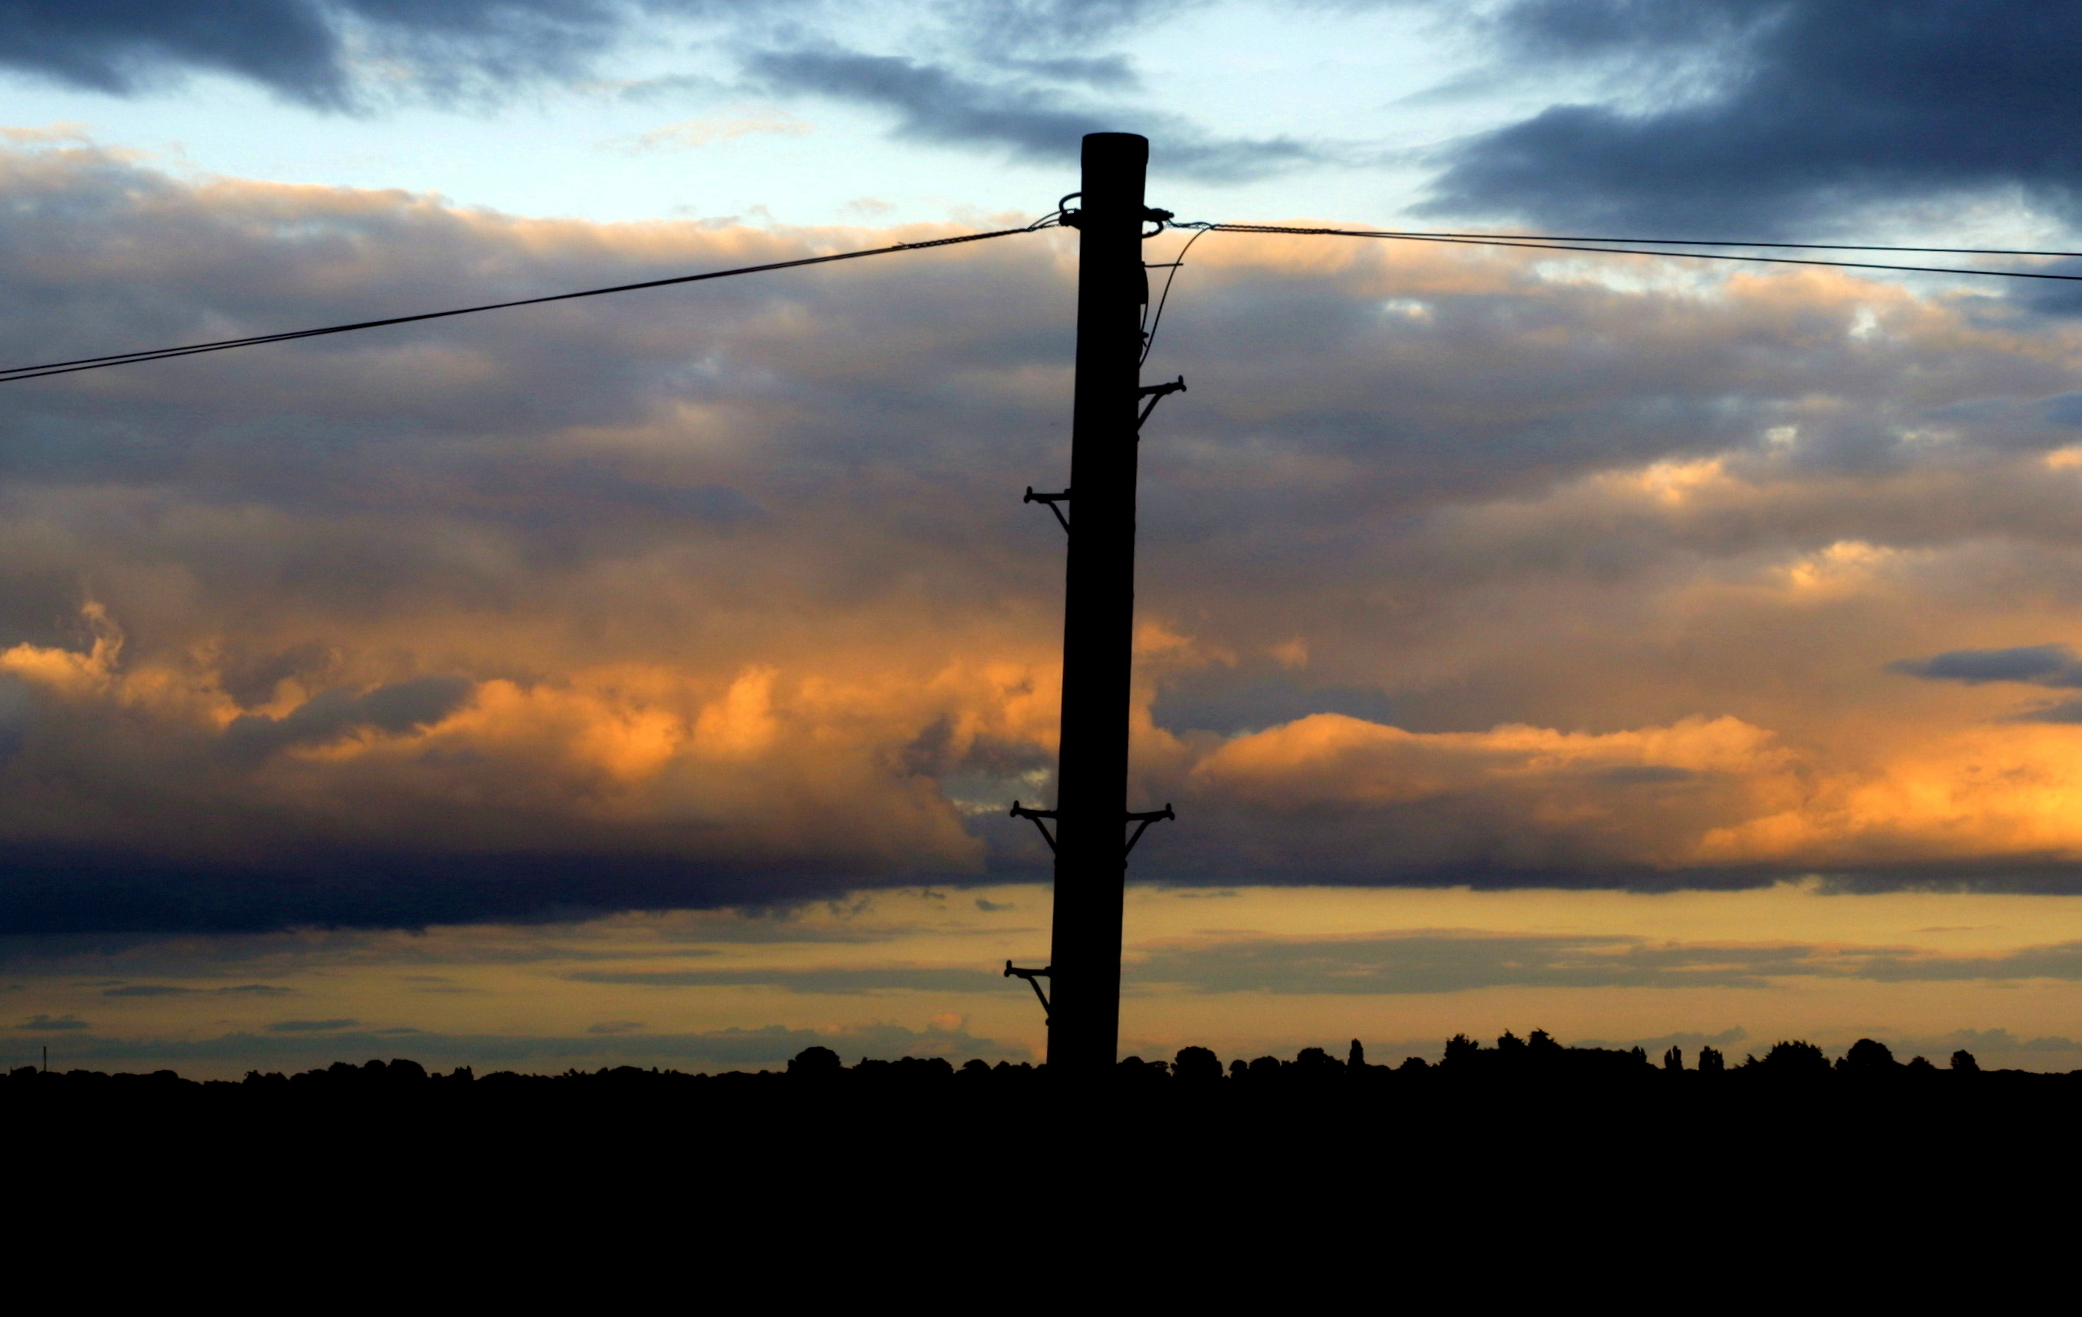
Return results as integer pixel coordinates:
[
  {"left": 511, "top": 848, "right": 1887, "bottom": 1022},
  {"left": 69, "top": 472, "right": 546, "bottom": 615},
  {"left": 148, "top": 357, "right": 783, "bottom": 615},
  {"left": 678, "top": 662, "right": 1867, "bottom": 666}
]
[
  {"left": 0, "top": 219, "right": 1057, "bottom": 384},
  {"left": 1188, "top": 223, "right": 2082, "bottom": 284},
  {"left": 1263, "top": 229, "right": 2082, "bottom": 259}
]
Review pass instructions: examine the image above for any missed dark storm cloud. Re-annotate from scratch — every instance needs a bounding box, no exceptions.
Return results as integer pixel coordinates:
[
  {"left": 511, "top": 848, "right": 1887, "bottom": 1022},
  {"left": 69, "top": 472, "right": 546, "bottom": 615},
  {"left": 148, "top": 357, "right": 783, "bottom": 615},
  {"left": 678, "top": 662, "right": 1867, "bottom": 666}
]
[
  {"left": 1430, "top": 0, "right": 2082, "bottom": 233},
  {"left": 0, "top": 0, "right": 745, "bottom": 107},
  {"left": 744, "top": 45, "right": 1318, "bottom": 180},
  {"left": 1889, "top": 644, "right": 2082, "bottom": 686}
]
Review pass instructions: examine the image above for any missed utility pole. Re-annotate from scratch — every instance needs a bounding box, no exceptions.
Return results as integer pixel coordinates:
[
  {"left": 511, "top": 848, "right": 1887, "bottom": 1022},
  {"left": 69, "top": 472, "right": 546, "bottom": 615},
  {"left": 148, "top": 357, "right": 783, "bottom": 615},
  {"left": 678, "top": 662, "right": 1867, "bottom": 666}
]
[{"left": 1009, "top": 133, "right": 1179, "bottom": 1078}]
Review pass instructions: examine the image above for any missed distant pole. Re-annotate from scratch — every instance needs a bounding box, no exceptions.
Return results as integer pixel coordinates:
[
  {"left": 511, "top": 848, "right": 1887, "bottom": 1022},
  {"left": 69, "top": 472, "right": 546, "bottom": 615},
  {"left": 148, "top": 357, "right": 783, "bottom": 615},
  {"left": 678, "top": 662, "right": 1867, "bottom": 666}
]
[{"left": 1047, "top": 133, "right": 1151, "bottom": 1077}]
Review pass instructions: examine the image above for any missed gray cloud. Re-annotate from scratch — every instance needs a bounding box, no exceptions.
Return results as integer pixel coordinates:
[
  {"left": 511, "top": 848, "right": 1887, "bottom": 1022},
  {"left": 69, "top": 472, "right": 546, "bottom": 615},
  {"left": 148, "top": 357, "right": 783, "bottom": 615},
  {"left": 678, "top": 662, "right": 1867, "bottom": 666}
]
[
  {"left": 1888, "top": 644, "right": 2082, "bottom": 687},
  {"left": 21, "top": 1012, "right": 89, "bottom": 1029},
  {"left": 568, "top": 966, "right": 1014, "bottom": 994},
  {"left": 1132, "top": 933, "right": 1808, "bottom": 994},
  {"left": 0, "top": 0, "right": 732, "bottom": 108},
  {"left": 1430, "top": 0, "right": 2082, "bottom": 234},
  {"left": 264, "top": 1017, "right": 360, "bottom": 1031},
  {"left": 1130, "top": 933, "right": 2082, "bottom": 994},
  {"left": 32, "top": 1019, "right": 1015, "bottom": 1071},
  {"left": 1153, "top": 666, "right": 1396, "bottom": 737},
  {"left": 220, "top": 676, "right": 473, "bottom": 763},
  {"left": 743, "top": 46, "right": 1321, "bottom": 180}
]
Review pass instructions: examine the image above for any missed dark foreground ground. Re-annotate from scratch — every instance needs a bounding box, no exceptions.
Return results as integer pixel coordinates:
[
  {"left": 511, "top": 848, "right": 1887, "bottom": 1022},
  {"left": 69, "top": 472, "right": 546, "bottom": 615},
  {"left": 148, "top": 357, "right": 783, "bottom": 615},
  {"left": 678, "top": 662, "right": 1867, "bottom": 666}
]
[
  {"left": 12, "top": 1031, "right": 2078, "bottom": 1269},
  {"left": 14, "top": 1031, "right": 2078, "bottom": 1149}
]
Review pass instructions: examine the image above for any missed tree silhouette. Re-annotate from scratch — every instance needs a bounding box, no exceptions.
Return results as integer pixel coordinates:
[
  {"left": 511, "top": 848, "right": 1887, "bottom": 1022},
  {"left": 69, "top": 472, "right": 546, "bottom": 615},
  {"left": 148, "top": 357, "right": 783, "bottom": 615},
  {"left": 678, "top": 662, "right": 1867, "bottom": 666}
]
[
  {"left": 1663, "top": 1046, "right": 1682, "bottom": 1072},
  {"left": 788, "top": 1046, "right": 841, "bottom": 1077},
  {"left": 1762, "top": 1040, "right": 1829, "bottom": 1075},
  {"left": 1840, "top": 1038, "right": 1897, "bottom": 1073},
  {"left": 1951, "top": 1049, "right": 1980, "bottom": 1073},
  {"left": 1698, "top": 1045, "right": 1725, "bottom": 1073},
  {"left": 1347, "top": 1039, "right": 1365, "bottom": 1070},
  {"left": 1174, "top": 1046, "right": 1222, "bottom": 1082}
]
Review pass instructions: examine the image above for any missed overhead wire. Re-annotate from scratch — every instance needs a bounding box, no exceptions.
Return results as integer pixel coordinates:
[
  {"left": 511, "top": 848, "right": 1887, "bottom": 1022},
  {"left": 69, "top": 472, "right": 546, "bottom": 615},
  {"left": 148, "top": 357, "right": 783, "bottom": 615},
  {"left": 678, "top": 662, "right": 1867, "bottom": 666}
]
[
  {"left": 1258, "top": 229, "right": 2082, "bottom": 259},
  {"left": 10, "top": 203, "right": 2082, "bottom": 386},
  {"left": 1182, "top": 222, "right": 2082, "bottom": 283},
  {"left": 0, "top": 216, "right": 1060, "bottom": 384}
]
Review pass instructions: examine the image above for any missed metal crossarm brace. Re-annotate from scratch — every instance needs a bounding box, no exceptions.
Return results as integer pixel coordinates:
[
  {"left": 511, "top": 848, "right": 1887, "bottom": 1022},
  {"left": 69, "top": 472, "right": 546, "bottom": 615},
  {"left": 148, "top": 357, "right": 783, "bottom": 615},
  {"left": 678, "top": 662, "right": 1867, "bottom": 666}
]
[
  {"left": 1124, "top": 804, "right": 1175, "bottom": 857},
  {"left": 1137, "top": 376, "right": 1186, "bottom": 432},
  {"left": 1009, "top": 800, "right": 1060, "bottom": 852},
  {"left": 1023, "top": 486, "right": 1071, "bottom": 533},
  {"left": 1005, "top": 961, "right": 1053, "bottom": 1019}
]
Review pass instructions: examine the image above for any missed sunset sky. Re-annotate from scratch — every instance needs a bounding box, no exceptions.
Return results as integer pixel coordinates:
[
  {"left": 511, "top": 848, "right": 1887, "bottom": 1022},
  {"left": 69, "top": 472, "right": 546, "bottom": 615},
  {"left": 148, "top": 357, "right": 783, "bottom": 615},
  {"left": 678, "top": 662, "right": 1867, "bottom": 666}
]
[{"left": 8, "top": 0, "right": 2082, "bottom": 1077}]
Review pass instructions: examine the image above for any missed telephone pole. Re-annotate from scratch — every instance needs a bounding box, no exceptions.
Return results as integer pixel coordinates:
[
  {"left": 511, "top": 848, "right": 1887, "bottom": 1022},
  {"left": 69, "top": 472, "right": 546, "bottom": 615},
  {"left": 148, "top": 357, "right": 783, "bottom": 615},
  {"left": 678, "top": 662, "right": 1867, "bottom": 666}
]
[{"left": 1009, "top": 133, "right": 1178, "bottom": 1078}]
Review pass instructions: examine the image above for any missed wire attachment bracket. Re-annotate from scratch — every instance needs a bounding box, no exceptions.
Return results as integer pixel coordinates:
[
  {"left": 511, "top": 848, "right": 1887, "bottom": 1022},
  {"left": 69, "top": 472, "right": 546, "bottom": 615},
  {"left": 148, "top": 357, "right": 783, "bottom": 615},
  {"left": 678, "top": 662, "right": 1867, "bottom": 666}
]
[
  {"left": 1005, "top": 961, "right": 1052, "bottom": 1020},
  {"left": 1137, "top": 377, "right": 1186, "bottom": 432},
  {"left": 1023, "top": 486, "right": 1071, "bottom": 533},
  {"left": 1010, "top": 800, "right": 1060, "bottom": 853},
  {"left": 1125, "top": 804, "right": 1176, "bottom": 856}
]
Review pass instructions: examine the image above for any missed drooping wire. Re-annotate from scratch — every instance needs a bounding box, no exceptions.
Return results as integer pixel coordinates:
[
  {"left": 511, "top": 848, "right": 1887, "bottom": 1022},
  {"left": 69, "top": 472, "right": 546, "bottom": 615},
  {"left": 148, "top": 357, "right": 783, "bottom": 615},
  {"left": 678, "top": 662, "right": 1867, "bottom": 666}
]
[
  {"left": 1140, "top": 224, "right": 1213, "bottom": 366},
  {"left": 1189, "top": 223, "right": 2082, "bottom": 283},
  {"left": 0, "top": 215, "right": 1062, "bottom": 385}
]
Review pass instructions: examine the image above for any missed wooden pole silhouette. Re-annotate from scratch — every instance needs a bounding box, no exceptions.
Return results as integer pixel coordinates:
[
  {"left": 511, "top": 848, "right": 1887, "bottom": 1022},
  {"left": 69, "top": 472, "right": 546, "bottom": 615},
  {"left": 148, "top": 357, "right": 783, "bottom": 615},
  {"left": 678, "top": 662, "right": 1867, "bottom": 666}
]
[{"left": 1046, "top": 133, "right": 1151, "bottom": 1075}]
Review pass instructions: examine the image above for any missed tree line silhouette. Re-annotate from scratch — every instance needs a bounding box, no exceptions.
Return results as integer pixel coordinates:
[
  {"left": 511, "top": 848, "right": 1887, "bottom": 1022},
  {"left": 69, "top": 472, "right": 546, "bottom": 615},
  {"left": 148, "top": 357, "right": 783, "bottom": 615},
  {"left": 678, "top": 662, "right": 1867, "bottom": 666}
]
[{"left": 0, "top": 1030, "right": 2036, "bottom": 1097}]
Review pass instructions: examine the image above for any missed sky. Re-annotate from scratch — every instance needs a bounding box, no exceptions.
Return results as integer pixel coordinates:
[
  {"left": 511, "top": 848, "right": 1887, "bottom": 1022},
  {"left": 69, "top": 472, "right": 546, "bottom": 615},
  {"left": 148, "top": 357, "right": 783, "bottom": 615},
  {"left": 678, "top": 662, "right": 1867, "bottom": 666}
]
[{"left": 9, "top": 0, "right": 2082, "bottom": 1076}]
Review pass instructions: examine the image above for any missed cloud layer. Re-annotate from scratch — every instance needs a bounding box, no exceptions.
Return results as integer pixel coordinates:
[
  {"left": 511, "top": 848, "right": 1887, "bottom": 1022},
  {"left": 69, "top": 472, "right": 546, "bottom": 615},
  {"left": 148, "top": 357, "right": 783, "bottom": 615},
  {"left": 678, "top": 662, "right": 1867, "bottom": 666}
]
[{"left": 7, "top": 141, "right": 2082, "bottom": 930}]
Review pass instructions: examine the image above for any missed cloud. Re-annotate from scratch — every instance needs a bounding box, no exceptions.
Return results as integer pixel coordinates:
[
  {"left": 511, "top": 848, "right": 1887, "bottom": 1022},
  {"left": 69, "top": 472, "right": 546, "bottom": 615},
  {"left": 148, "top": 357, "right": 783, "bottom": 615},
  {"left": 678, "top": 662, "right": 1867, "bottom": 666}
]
[
  {"left": 102, "top": 984, "right": 196, "bottom": 997},
  {"left": 20, "top": 1013, "right": 89, "bottom": 1029},
  {"left": 568, "top": 966, "right": 1014, "bottom": 994},
  {"left": 1889, "top": 644, "right": 2082, "bottom": 687},
  {"left": 220, "top": 676, "right": 475, "bottom": 763},
  {"left": 609, "top": 111, "right": 812, "bottom": 153},
  {"left": 265, "top": 1017, "right": 360, "bottom": 1032},
  {"left": 0, "top": 0, "right": 738, "bottom": 109},
  {"left": 1128, "top": 931, "right": 2082, "bottom": 994},
  {"left": 34, "top": 1020, "right": 1014, "bottom": 1068},
  {"left": 1430, "top": 0, "right": 2082, "bottom": 233},
  {"left": 743, "top": 45, "right": 1321, "bottom": 180}
]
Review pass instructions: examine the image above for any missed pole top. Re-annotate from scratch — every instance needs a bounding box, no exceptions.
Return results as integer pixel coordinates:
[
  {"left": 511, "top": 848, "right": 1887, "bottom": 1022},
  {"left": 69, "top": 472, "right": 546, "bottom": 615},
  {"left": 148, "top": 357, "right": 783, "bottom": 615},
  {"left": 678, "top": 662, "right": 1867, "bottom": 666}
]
[{"left": 1081, "top": 133, "right": 1149, "bottom": 166}]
